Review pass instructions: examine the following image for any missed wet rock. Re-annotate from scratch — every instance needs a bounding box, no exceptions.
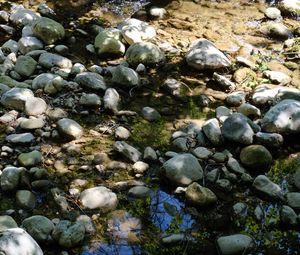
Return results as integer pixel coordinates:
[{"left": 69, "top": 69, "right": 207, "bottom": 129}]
[
  {"left": 79, "top": 93, "right": 101, "bottom": 107},
  {"left": 185, "top": 182, "right": 217, "bottom": 206},
  {"left": 265, "top": 7, "right": 282, "bottom": 20},
  {"left": 141, "top": 106, "right": 161, "bottom": 121},
  {"left": 14, "top": 56, "right": 37, "bottom": 77},
  {"left": 216, "top": 234, "right": 255, "bottom": 255},
  {"left": 56, "top": 118, "right": 83, "bottom": 141},
  {"left": 202, "top": 118, "right": 223, "bottom": 146},
  {"left": 212, "top": 73, "right": 236, "bottom": 92},
  {"left": 132, "top": 161, "right": 149, "bottom": 174},
  {"left": 280, "top": 205, "right": 298, "bottom": 226},
  {"left": 52, "top": 220, "right": 85, "bottom": 248},
  {"left": 103, "top": 88, "right": 120, "bottom": 113},
  {"left": 253, "top": 175, "right": 283, "bottom": 200},
  {"left": 18, "top": 150, "right": 42, "bottom": 167},
  {"left": 6, "top": 133, "right": 35, "bottom": 144},
  {"left": 221, "top": 113, "right": 255, "bottom": 145},
  {"left": 10, "top": 8, "right": 41, "bottom": 27},
  {"left": 226, "top": 91, "right": 246, "bottom": 107},
  {"left": 279, "top": 0, "right": 300, "bottom": 16},
  {"left": 125, "top": 42, "right": 165, "bottom": 67},
  {"left": 0, "top": 166, "right": 22, "bottom": 191},
  {"left": 162, "top": 153, "right": 203, "bottom": 186},
  {"left": 94, "top": 29, "right": 125, "bottom": 56},
  {"left": 254, "top": 132, "right": 283, "bottom": 148},
  {"left": 128, "top": 186, "right": 151, "bottom": 198},
  {"left": 16, "top": 190, "right": 36, "bottom": 210},
  {"left": 111, "top": 65, "right": 140, "bottom": 87},
  {"left": 143, "top": 146, "right": 157, "bottom": 161},
  {"left": 240, "top": 145, "right": 272, "bottom": 171},
  {"left": 25, "top": 97, "right": 47, "bottom": 116},
  {"left": 39, "top": 53, "right": 72, "bottom": 70},
  {"left": 261, "top": 99, "right": 300, "bottom": 134},
  {"left": 237, "top": 103, "right": 261, "bottom": 118},
  {"left": 185, "top": 39, "right": 231, "bottom": 70},
  {"left": 227, "top": 157, "right": 246, "bottom": 175},
  {"left": 113, "top": 141, "right": 141, "bottom": 163},
  {"left": 1, "top": 87, "right": 34, "bottom": 111},
  {"left": 0, "top": 216, "right": 18, "bottom": 231},
  {"left": 0, "top": 228, "right": 43, "bottom": 255},
  {"left": 286, "top": 192, "right": 300, "bottom": 209},
  {"left": 115, "top": 126, "right": 130, "bottom": 140},
  {"left": 79, "top": 186, "right": 118, "bottom": 211},
  {"left": 75, "top": 72, "right": 107, "bottom": 91},
  {"left": 263, "top": 70, "right": 291, "bottom": 85}
]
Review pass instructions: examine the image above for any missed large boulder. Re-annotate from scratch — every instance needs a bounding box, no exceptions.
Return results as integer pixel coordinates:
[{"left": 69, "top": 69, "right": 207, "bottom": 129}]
[
  {"left": 185, "top": 39, "right": 231, "bottom": 70},
  {"left": 32, "top": 17, "right": 65, "bottom": 44},
  {"left": 261, "top": 99, "right": 300, "bottom": 134},
  {"left": 217, "top": 234, "right": 255, "bottom": 255},
  {"left": 56, "top": 118, "right": 83, "bottom": 141},
  {"left": 79, "top": 186, "right": 118, "bottom": 211},
  {"left": 0, "top": 228, "right": 43, "bottom": 255},
  {"left": 162, "top": 153, "right": 203, "bottom": 186},
  {"left": 125, "top": 42, "right": 165, "bottom": 67},
  {"left": 1, "top": 87, "right": 34, "bottom": 111}
]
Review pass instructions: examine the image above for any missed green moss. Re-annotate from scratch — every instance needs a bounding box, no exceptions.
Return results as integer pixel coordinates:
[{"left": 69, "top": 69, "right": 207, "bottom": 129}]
[{"left": 187, "top": 98, "right": 209, "bottom": 119}]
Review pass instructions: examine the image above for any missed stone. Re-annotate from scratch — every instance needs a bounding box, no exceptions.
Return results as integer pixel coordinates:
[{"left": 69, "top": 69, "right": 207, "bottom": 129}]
[
  {"left": 103, "top": 88, "right": 120, "bottom": 113},
  {"left": 212, "top": 73, "right": 236, "bottom": 92},
  {"left": 0, "top": 166, "right": 22, "bottom": 191},
  {"left": 33, "top": 17, "right": 65, "bottom": 44},
  {"left": 237, "top": 103, "right": 261, "bottom": 118},
  {"left": 16, "top": 190, "right": 36, "bottom": 210},
  {"left": 215, "top": 106, "right": 232, "bottom": 122},
  {"left": 10, "top": 8, "right": 40, "bottom": 26},
  {"left": 6, "top": 133, "right": 35, "bottom": 144},
  {"left": 279, "top": 0, "right": 300, "bottom": 16},
  {"left": 226, "top": 91, "right": 246, "bottom": 107},
  {"left": 162, "top": 153, "right": 203, "bottom": 186},
  {"left": 185, "top": 39, "right": 231, "bottom": 70},
  {"left": 233, "top": 67, "right": 256, "bottom": 84},
  {"left": 240, "top": 145, "right": 272, "bottom": 171},
  {"left": 46, "top": 107, "right": 68, "bottom": 120},
  {"left": 32, "top": 73, "right": 60, "bottom": 90},
  {"left": 76, "top": 215, "right": 96, "bottom": 235},
  {"left": 221, "top": 113, "right": 255, "bottom": 145},
  {"left": 52, "top": 220, "right": 85, "bottom": 248},
  {"left": 79, "top": 93, "right": 101, "bottom": 107},
  {"left": 280, "top": 205, "right": 298, "bottom": 226},
  {"left": 0, "top": 83, "right": 10, "bottom": 96},
  {"left": 0, "top": 216, "right": 18, "bottom": 231},
  {"left": 113, "top": 141, "right": 142, "bottom": 163},
  {"left": 162, "top": 78, "right": 187, "bottom": 98},
  {"left": 254, "top": 132, "right": 284, "bottom": 148},
  {"left": 141, "top": 106, "right": 161, "bottom": 121},
  {"left": 263, "top": 70, "right": 291, "bottom": 85},
  {"left": 14, "top": 56, "right": 37, "bottom": 77},
  {"left": 71, "top": 63, "right": 86, "bottom": 75},
  {"left": 261, "top": 99, "right": 300, "bottom": 134},
  {"left": 227, "top": 157, "right": 246, "bottom": 174},
  {"left": 19, "top": 117, "right": 45, "bottom": 129},
  {"left": 149, "top": 7, "right": 167, "bottom": 19},
  {"left": 75, "top": 72, "right": 107, "bottom": 91},
  {"left": 115, "top": 126, "right": 130, "bottom": 140},
  {"left": 286, "top": 192, "right": 300, "bottom": 209},
  {"left": 294, "top": 168, "right": 300, "bottom": 190},
  {"left": 56, "top": 118, "right": 83, "bottom": 141},
  {"left": 111, "top": 65, "right": 140, "bottom": 87},
  {"left": 192, "top": 147, "right": 213, "bottom": 160},
  {"left": 18, "top": 36, "right": 44, "bottom": 55},
  {"left": 0, "top": 228, "right": 43, "bottom": 255},
  {"left": 261, "top": 22, "right": 291, "bottom": 40},
  {"left": 252, "top": 175, "right": 283, "bottom": 200},
  {"left": 128, "top": 186, "right": 150, "bottom": 198},
  {"left": 125, "top": 42, "right": 165, "bottom": 67},
  {"left": 143, "top": 146, "right": 157, "bottom": 161},
  {"left": 79, "top": 186, "right": 118, "bottom": 211},
  {"left": 202, "top": 118, "right": 223, "bottom": 146},
  {"left": 94, "top": 29, "right": 125, "bottom": 56},
  {"left": 121, "top": 25, "right": 142, "bottom": 45},
  {"left": 217, "top": 234, "right": 255, "bottom": 255},
  {"left": 1, "top": 87, "right": 34, "bottom": 111},
  {"left": 132, "top": 161, "right": 149, "bottom": 174},
  {"left": 25, "top": 97, "right": 47, "bottom": 116},
  {"left": 18, "top": 150, "right": 42, "bottom": 167},
  {"left": 265, "top": 7, "right": 282, "bottom": 20},
  {"left": 171, "top": 137, "right": 188, "bottom": 152},
  {"left": 39, "top": 53, "right": 72, "bottom": 70},
  {"left": 185, "top": 182, "right": 217, "bottom": 206}
]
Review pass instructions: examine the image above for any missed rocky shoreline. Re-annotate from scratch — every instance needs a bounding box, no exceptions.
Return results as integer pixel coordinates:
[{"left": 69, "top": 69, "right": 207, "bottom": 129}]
[{"left": 0, "top": 0, "right": 300, "bottom": 255}]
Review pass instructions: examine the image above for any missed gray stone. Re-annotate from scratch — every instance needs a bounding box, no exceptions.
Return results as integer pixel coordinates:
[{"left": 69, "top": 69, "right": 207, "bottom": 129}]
[
  {"left": 0, "top": 83, "right": 10, "bottom": 96},
  {"left": 280, "top": 205, "right": 298, "bottom": 226},
  {"left": 18, "top": 150, "right": 42, "bottom": 167},
  {"left": 0, "top": 166, "right": 22, "bottom": 191},
  {"left": 32, "top": 73, "right": 59, "bottom": 90},
  {"left": 16, "top": 190, "right": 36, "bottom": 210},
  {"left": 212, "top": 73, "right": 236, "bottom": 92},
  {"left": 1, "top": 87, "right": 34, "bottom": 111},
  {"left": 206, "top": 168, "right": 220, "bottom": 183},
  {"left": 0, "top": 228, "right": 43, "bottom": 255},
  {"left": 111, "top": 65, "right": 140, "bottom": 87},
  {"left": 227, "top": 157, "right": 246, "bottom": 174},
  {"left": 202, "top": 118, "right": 223, "bottom": 146},
  {"left": 294, "top": 168, "right": 300, "bottom": 190},
  {"left": 192, "top": 147, "right": 213, "bottom": 160},
  {"left": 18, "top": 36, "right": 44, "bottom": 55},
  {"left": 56, "top": 118, "right": 83, "bottom": 141},
  {"left": 46, "top": 107, "right": 68, "bottom": 120},
  {"left": 10, "top": 8, "right": 40, "bottom": 26},
  {"left": 261, "top": 22, "right": 291, "bottom": 39},
  {"left": 162, "top": 153, "right": 203, "bottom": 186},
  {"left": 25, "top": 97, "right": 47, "bottom": 116},
  {"left": 226, "top": 91, "right": 246, "bottom": 107},
  {"left": 71, "top": 63, "right": 86, "bottom": 75},
  {"left": 52, "top": 220, "right": 85, "bottom": 248},
  {"left": 143, "top": 146, "right": 157, "bottom": 161},
  {"left": 2, "top": 39, "right": 18, "bottom": 54},
  {"left": 14, "top": 56, "right": 37, "bottom": 77},
  {"left": 240, "top": 145, "right": 272, "bottom": 171},
  {"left": 76, "top": 215, "right": 96, "bottom": 235},
  {"left": 125, "top": 42, "right": 165, "bottom": 67},
  {"left": 171, "top": 137, "right": 188, "bottom": 152},
  {"left": 237, "top": 103, "right": 261, "bottom": 118},
  {"left": 253, "top": 175, "right": 283, "bottom": 200},
  {"left": 113, "top": 141, "right": 141, "bottom": 163},
  {"left": 0, "top": 75, "right": 30, "bottom": 89},
  {"left": 216, "top": 179, "right": 232, "bottom": 192},
  {"left": 265, "top": 7, "right": 282, "bottom": 19},
  {"left": 261, "top": 99, "right": 300, "bottom": 134},
  {"left": 132, "top": 161, "right": 149, "bottom": 174},
  {"left": 128, "top": 186, "right": 150, "bottom": 198},
  {"left": 263, "top": 70, "right": 291, "bottom": 85},
  {"left": 115, "top": 126, "right": 130, "bottom": 140},
  {"left": 254, "top": 132, "right": 284, "bottom": 147},
  {"left": 121, "top": 25, "right": 142, "bottom": 45},
  {"left": 79, "top": 186, "right": 118, "bottom": 211},
  {"left": 79, "top": 93, "right": 101, "bottom": 107},
  {"left": 103, "top": 88, "right": 120, "bottom": 113},
  {"left": 286, "top": 192, "right": 300, "bottom": 209},
  {"left": 215, "top": 106, "right": 232, "bottom": 122},
  {"left": 185, "top": 39, "right": 231, "bottom": 70},
  {"left": 33, "top": 17, "right": 65, "bottom": 44},
  {"left": 0, "top": 216, "right": 18, "bottom": 231},
  {"left": 75, "top": 72, "right": 107, "bottom": 91},
  {"left": 39, "top": 53, "right": 72, "bottom": 69},
  {"left": 6, "top": 133, "right": 35, "bottom": 144},
  {"left": 279, "top": 0, "right": 300, "bottom": 16},
  {"left": 141, "top": 106, "right": 161, "bottom": 121},
  {"left": 185, "top": 182, "right": 217, "bottom": 206},
  {"left": 217, "top": 234, "right": 255, "bottom": 255},
  {"left": 221, "top": 113, "right": 255, "bottom": 145},
  {"left": 19, "top": 117, "right": 45, "bottom": 129}
]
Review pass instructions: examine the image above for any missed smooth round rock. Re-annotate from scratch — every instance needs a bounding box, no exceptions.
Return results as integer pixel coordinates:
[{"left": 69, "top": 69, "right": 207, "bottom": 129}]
[
  {"left": 185, "top": 182, "right": 217, "bottom": 206},
  {"left": 56, "top": 118, "right": 83, "bottom": 141}
]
